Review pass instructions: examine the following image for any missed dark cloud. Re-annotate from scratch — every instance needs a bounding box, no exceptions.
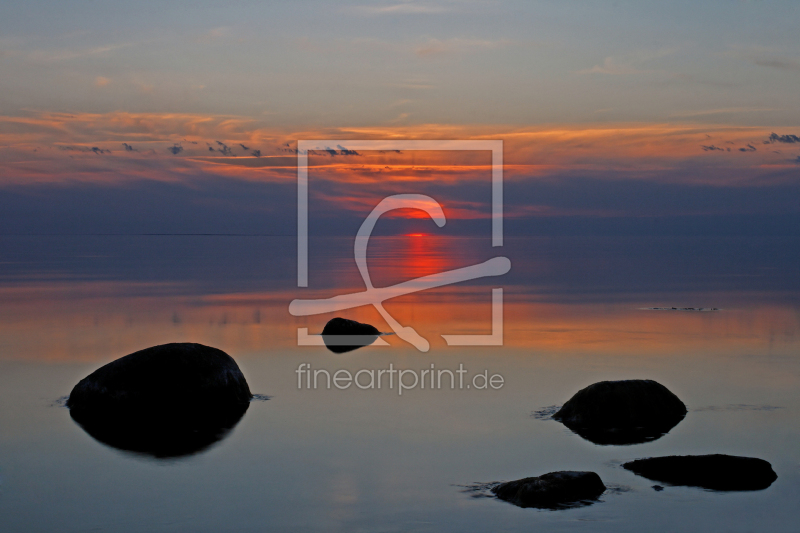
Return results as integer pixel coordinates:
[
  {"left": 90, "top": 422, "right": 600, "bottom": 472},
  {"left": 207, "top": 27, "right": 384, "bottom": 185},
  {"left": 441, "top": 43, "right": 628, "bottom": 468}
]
[
  {"left": 336, "top": 145, "right": 361, "bottom": 156},
  {"left": 59, "top": 145, "right": 110, "bottom": 154},
  {"left": 701, "top": 145, "right": 724, "bottom": 152},
  {"left": 3, "top": 168, "right": 800, "bottom": 240},
  {"left": 215, "top": 141, "right": 234, "bottom": 156},
  {"left": 0, "top": 178, "right": 296, "bottom": 237},
  {"left": 280, "top": 143, "right": 299, "bottom": 154},
  {"left": 251, "top": 149, "right": 261, "bottom": 157},
  {"left": 767, "top": 133, "right": 800, "bottom": 144},
  {"left": 239, "top": 144, "right": 250, "bottom": 151},
  {"left": 738, "top": 144, "right": 757, "bottom": 152},
  {"left": 168, "top": 144, "right": 183, "bottom": 155},
  {"left": 122, "top": 143, "right": 136, "bottom": 152},
  {"left": 307, "top": 147, "right": 360, "bottom": 157},
  {"left": 209, "top": 146, "right": 214, "bottom": 152}
]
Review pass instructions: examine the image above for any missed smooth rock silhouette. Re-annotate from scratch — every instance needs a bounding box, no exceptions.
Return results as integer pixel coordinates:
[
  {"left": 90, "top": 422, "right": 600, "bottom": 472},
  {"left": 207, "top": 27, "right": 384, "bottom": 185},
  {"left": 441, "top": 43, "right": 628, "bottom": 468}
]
[
  {"left": 553, "top": 379, "right": 687, "bottom": 445},
  {"left": 623, "top": 455, "right": 777, "bottom": 491},
  {"left": 67, "top": 343, "right": 252, "bottom": 458},
  {"left": 491, "top": 471, "right": 606, "bottom": 509},
  {"left": 322, "top": 317, "right": 381, "bottom": 353}
]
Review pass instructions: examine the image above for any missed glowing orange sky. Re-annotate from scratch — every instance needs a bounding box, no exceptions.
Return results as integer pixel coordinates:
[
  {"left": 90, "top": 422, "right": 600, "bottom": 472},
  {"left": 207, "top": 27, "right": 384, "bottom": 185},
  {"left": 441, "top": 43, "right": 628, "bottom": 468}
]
[{"left": 2, "top": 111, "right": 797, "bottom": 188}]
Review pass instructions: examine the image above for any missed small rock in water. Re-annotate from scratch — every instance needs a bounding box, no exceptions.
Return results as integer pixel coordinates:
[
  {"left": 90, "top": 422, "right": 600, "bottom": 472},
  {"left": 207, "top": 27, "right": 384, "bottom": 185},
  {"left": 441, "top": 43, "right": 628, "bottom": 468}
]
[
  {"left": 491, "top": 471, "right": 606, "bottom": 509},
  {"left": 623, "top": 455, "right": 777, "bottom": 491},
  {"left": 553, "top": 379, "right": 687, "bottom": 445},
  {"left": 322, "top": 317, "right": 381, "bottom": 353},
  {"left": 652, "top": 485, "right": 664, "bottom": 492},
  {"left": 66, "top": 343, "right": 252, "bottom": 458}
]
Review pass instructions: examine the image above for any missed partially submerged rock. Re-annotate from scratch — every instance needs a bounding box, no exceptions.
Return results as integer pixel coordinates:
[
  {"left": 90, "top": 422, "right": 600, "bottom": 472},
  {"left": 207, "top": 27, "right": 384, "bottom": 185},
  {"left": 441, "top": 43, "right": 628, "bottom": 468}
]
[
  {"left": 553, "top": 379, "right": 687, "bottom": 445},
  {"left": 623, "top": 455, "right": 777, "bottom": 491},
  {"left": 491, "top": 471, "right": 606, "bottom": 509},
  {"left": 322, "top": 317, "right": 381, "bottom": 353},
  {"left": 67, "top": 343, "right": 252, "bottom": 458}
]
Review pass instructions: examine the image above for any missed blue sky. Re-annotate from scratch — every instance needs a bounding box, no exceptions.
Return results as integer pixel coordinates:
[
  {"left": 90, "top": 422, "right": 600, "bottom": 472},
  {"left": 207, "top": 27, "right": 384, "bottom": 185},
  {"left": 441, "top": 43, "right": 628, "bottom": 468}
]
[{"left": 2, "top": 1, "right": 799, "bottom": 125}]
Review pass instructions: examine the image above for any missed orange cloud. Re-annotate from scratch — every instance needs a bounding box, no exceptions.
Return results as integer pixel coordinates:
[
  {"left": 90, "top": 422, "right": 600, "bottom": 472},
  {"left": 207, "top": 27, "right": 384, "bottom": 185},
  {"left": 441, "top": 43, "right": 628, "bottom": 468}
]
[{"left": 1, "top": 110, "right": 797, "bottom": 188}]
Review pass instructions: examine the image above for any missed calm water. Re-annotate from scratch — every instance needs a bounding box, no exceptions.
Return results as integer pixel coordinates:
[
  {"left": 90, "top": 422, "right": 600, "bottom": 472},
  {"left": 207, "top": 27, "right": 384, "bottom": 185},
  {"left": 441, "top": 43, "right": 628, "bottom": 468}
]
[{"left": 0, "top": 235, "right": 799, "bottom": 532}]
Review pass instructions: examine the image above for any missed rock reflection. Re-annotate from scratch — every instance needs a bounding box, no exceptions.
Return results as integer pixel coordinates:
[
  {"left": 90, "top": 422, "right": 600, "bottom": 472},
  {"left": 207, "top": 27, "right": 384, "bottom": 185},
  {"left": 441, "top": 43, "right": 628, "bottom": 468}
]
[
  {"left": 70, "top": 402, "right": 250, "bottom": 459},
  {"left": 560, "top": 419, "right": 684, "bottom": 446}
]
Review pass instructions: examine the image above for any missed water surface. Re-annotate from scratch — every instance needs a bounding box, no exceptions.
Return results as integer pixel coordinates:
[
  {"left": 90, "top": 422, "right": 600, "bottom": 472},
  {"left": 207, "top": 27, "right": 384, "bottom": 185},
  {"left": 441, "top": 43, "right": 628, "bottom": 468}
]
[{"left": 0, "top": 235, "right": 798, "bottom": 532}]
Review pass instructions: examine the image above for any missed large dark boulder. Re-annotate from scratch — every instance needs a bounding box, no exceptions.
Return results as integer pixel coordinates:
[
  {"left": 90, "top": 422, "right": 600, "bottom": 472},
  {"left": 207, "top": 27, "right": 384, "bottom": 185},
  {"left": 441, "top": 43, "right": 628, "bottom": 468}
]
[
  {"left": 623, "top": 455, "right": 777, "bottom": 491},
  {"left": 491, "top": 471, "right": 606, "bottom": 509},
  {"left": 322, "top": 317, "right": 381, "bottom": 353},
  {"left": 553, "top": 379, "right": 687, "bottom": 445},
  {"left": 67, "top": 343, "right": 252, "bottom": 458}
]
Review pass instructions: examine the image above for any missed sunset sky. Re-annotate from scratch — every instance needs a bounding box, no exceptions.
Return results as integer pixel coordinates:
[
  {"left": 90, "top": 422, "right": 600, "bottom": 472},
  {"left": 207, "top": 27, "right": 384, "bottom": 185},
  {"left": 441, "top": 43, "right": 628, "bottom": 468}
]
[{"left": 1, "top": 0, "right": 799, "bottom": 236}]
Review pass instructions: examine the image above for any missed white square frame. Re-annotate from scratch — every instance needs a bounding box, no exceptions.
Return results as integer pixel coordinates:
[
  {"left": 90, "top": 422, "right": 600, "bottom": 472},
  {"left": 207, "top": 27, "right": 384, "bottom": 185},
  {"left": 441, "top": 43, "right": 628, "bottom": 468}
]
[{"left": 296, "top": 139, "right": 504, "bottom": 346}]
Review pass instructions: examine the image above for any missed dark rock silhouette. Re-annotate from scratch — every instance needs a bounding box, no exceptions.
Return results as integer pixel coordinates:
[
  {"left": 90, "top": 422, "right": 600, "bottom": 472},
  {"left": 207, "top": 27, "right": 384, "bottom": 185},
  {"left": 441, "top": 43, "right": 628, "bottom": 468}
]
[
  {"left": 623, "top": 455, "right": 777, "bottom": 491},
  {"left": 553, "top": 379, "right": 687, "bottom": 445},
  {"left": 491, "top": 471, "right": 606, "bottom": 509},
  {"left": 66, "top": 343, "right": 252, "bottom": 458},
  {"left": 322, "top": 317, "right": 381, "bottom": 353}
]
